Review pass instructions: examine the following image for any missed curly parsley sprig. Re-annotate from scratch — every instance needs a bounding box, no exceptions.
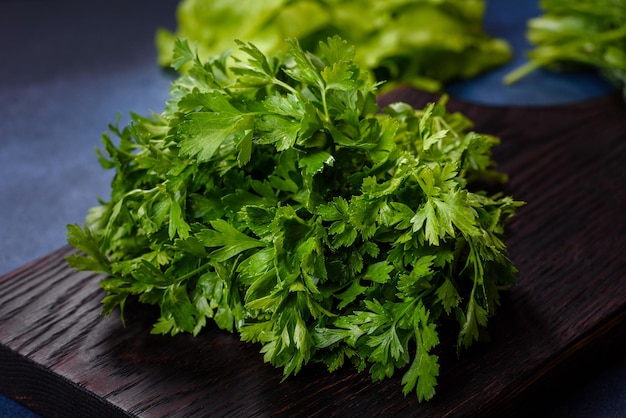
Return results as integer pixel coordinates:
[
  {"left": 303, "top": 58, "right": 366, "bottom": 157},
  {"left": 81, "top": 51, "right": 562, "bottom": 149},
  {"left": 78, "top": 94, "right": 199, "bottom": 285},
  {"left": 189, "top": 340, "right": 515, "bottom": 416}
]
[{"left": 67, "top": 36, "right": 523, "bottom": 401}]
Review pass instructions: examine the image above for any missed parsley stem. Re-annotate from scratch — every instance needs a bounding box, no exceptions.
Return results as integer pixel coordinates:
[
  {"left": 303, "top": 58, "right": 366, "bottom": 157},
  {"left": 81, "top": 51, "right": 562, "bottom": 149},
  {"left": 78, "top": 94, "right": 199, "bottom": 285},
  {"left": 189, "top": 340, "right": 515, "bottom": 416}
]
[
  {"left": 321, "top": 88, "right": 330, "bottom": 123},
  {"left": 272, "top": 78, "right": 299, "bottom": 96},
  {"left": 174, "top": 262, "right": 212, "bottom": 284}
]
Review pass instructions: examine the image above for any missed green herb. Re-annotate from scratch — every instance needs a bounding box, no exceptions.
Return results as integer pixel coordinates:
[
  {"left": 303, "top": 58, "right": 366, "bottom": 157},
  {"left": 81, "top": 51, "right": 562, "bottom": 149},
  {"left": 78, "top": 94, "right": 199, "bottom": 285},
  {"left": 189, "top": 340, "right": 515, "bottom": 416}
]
[
  {"left": 156, "top": 0, "right": 512, "bottom": 92},
  {"left": 504, "top": 0, "right": 626, "bottom": 95},
  {"left": 67, "top": 36, "right": 522, "bottom": 401}
]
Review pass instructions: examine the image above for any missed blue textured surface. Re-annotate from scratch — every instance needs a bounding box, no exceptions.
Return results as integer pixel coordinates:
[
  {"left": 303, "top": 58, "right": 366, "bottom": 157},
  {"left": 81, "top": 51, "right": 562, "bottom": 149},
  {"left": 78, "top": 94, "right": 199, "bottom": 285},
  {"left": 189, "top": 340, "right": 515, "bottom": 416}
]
[
  {"left": 0, "top": 396, "right": 40, "bottom": 418},
  {"left": 0, "top": 0, "right": 623, "bottom": 417}
]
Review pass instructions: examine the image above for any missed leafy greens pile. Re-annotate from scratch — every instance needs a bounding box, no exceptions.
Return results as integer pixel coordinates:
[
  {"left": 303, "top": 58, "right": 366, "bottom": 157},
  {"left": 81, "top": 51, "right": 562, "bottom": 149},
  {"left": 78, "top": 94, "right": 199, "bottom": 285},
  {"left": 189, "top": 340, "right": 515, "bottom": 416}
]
[
  {"left": 505, "top": 0, "right": 626, "bottom": 95},
  {"left": 156, "top": 0, "right": 512, "bottom": 92},
  {"left": 67, "top": 36, "right": 522, "bottom": 401}
]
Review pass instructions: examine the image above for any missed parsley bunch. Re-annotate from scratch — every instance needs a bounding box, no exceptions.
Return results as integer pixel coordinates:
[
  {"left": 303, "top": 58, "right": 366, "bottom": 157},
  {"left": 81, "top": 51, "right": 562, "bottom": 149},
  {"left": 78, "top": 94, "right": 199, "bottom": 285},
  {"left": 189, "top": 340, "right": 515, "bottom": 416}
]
[
  {"left": 67, "top": 36, "right": 522, "bottom": 401},
  {"left": 505, "top": 0, "right": 626, "bottom": 96}
]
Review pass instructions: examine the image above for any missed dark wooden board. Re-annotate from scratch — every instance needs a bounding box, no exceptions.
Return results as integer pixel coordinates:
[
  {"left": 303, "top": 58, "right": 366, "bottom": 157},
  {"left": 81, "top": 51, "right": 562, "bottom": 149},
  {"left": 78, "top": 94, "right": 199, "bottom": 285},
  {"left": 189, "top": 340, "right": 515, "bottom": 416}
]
[{"left": 1, "top": 89, "right": 625, "bottom": 418}]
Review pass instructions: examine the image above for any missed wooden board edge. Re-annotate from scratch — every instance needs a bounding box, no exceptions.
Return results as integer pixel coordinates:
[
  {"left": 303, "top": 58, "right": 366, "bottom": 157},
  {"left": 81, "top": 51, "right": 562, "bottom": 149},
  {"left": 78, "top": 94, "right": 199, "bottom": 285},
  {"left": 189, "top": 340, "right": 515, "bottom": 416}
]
[{"left": 0, "top": 344, "right": 132, "bottom": 418}]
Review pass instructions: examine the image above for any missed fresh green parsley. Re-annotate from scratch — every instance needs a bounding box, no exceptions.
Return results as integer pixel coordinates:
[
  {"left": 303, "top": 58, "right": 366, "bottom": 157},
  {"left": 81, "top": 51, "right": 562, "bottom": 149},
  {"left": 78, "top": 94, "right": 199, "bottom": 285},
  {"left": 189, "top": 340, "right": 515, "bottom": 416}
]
[
  {"left": 67, "top": 36, "right": 523, "bottom": 401},
  {"left": 156, "top": 0, "right": 512, "bottom": 92}
]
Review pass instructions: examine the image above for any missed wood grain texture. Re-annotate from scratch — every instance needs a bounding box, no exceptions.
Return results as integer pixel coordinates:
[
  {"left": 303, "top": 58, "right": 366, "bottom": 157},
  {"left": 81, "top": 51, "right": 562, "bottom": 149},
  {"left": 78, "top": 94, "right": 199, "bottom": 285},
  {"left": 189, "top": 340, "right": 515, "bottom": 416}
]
[{"left": 1, "top": 89, "right": 625, "bottom": 418}]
